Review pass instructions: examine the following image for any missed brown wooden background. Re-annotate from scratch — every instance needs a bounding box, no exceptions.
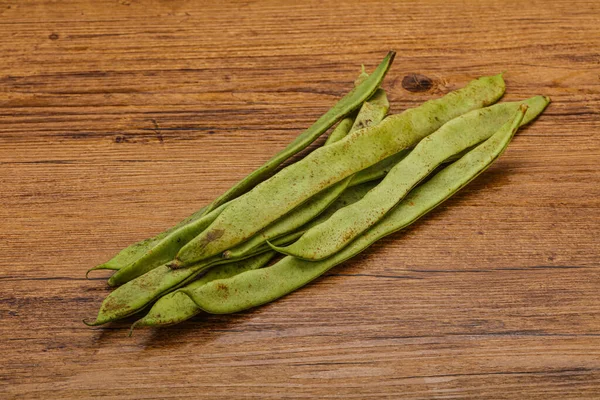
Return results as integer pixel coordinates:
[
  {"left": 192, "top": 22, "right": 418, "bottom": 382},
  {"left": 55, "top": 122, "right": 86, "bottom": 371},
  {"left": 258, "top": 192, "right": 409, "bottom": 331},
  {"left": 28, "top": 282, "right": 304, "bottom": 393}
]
[{"left": 1, "top": 0, "right": 599, "bottom": 398}]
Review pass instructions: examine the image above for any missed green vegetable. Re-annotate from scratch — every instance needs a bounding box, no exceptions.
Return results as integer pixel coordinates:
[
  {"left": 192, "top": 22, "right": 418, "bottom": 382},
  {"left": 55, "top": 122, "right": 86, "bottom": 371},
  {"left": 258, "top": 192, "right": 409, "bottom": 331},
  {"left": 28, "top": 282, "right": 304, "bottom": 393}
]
[
  {"left": 272, "top": 96, "right": 550, "bottom": 260},
  {"left": 171, "top": 74, "right": 506, "bottom": 268},
  {"left": 129, "top": 252, "right": 276, "bottom": 332},
  {"left": 129, "top": 180, "right": 380, "bottom": 331},
  {"left": 349, "top": 150, "right": 410, "bottom": 187},
  {"left": 90, "top": 57, "right": 393, "bottom": 286},
  {"left": 202, "top": 52, "right": 396, "bottom": 214},
  {"left": 106, "top": 203, "right": 228, "bottom": 286},
  {"left": 223, "top": 87, "right": 390, "bottom": 259},
  {"left": 180, "top": 105, "right": 529, "bottom": 314},
  {"left": 85, "top": 181, "right": 379, "bottom": 326}
]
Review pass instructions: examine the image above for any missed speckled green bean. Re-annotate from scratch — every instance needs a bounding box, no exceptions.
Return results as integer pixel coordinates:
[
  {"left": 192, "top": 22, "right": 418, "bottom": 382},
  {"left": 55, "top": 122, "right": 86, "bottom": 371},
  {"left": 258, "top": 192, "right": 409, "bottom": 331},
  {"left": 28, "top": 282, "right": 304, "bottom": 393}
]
[
  {"left": 180, "top": 105, "right": 531, "bottom": 314},
  {"left": 128, "top": 180, "right": 379, "bottom": 331},
  {"left": 89, "top": 67, "right": 379, "bottom": 285},
  {"left": 106, "top": 203, "right": 228, "bottom": 287},
  {"left": 230, "top": 179, "right": 379, "bottom": 259},
  {"left": 273, "top": 96, "right": 550, "bottom": 260},
  {"left": 202, "top": 52, "right": 396, "bottom": 215},
  {"left": 171, "top": 74, "right": 506, "bottom": 268},
  {"left": 86, "top": 206, "right": 206, "bottom": 277},
  {"left": 222, "top": 88, "right": 389, "bottom": 260},
  {"left": 240, "top": 178, "right": 379, "bottom": 255},
  {"left": 129, "top": 252, "right": 276, "bottom": 332},
  {"left": 85, "top": 181, "right": 378, "bottom": 326},
  {"left": 349, "top": 150, "right": 410, "bottom": 187}
]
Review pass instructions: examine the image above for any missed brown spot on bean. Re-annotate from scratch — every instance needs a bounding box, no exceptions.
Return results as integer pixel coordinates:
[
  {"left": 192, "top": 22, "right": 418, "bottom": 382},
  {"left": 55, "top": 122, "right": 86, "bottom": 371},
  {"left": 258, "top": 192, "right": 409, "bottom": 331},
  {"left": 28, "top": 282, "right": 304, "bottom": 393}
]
[
  {"left": 216, "top": 282, "right": 229, "bottom": 299},
  {"left": 49, "top": 33, "right": 59, "bottom": 40},
  {"left": 402, "top": 73, "right": 434, "bottom": 93},
  {"left": 204, "top": 229, "right": 225, "bottom": 243}
]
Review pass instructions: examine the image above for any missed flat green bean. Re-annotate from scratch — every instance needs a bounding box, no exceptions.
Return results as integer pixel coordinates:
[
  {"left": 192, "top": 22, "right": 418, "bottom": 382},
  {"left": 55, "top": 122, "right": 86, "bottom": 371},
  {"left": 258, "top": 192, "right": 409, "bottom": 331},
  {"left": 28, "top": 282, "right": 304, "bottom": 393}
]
[
  {"left": 219, "top": 89, "right": 389, "bottom": 261},
  {"left": 239, "top": 178, "right": 379, "bottom": 256},
  {"left": 349, "top": 150, "right": 409, "bottom": 187},
  {"left": 180, "top": 105, "right": 531, "bottom": 314},
  {"left": 106, "top": 203, "right": 228, "bottom": 287},
  {"left": 222, "top": 178, "right": 351, "bottom": 260},
  {"left": 227, "top": 179, "right": 379, "bottom": 259},
  {"left": 129, "top": 252, "right": 276, "bottom": 333},
  {"left": 85, "top": 181, "right": 378, "bottom": 325},
  {"left": 89, "top": 65, "right": 378, "bottom": 283},
  {"left": 86, "top": 206, "right": 206, "bottom": 277},
  {"left": 202, "top": 51, "right": 396, "bottom": 214},
  {"left": 326, "top": 115, "right": 355, "bottom": 145},
  {"left": 273, "top": 96, "right": 550, "bottom": 260},
  {"left": 171, "top": 74, "right": 506, "bottom": 268}
]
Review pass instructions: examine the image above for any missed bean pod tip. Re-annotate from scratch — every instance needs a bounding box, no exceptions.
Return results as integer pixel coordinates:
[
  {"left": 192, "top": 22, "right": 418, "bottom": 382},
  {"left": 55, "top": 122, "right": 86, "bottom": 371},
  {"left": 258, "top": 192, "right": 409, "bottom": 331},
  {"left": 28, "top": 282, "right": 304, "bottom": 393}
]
[
  {"left": 128, "top": 320, "right": 144, "bottom": 337},
  {"left": 82, "top": 318, "right": 101, "bottom": 327}
]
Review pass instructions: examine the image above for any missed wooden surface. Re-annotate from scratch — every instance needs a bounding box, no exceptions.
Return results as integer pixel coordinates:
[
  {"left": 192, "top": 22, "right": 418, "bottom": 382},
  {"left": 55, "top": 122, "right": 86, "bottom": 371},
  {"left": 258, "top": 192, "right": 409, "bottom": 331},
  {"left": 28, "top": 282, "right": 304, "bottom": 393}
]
[{"left": 1, "top": 0, "right": 599, "bottom": 398}]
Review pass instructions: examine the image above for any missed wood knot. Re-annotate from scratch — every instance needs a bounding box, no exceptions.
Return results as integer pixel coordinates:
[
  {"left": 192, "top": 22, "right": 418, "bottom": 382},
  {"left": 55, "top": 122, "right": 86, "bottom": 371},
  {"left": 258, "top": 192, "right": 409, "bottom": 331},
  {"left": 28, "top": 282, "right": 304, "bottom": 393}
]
[{"left": 402, "top": 73, "right": 434, "bottom": 92}]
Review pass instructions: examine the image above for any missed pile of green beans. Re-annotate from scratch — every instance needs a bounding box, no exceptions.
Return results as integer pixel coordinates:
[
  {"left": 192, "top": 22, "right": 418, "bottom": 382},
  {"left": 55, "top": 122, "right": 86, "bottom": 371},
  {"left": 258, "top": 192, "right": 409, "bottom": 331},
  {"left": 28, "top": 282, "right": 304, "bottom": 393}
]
[{"left": 85, "top": 52, "right": 550, "bottom": 334}]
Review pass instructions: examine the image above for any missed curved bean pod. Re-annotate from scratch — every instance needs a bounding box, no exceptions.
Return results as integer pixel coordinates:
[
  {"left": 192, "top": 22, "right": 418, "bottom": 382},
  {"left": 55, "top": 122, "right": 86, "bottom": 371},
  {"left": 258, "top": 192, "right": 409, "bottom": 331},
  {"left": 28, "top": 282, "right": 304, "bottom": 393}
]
[
  {"left": 129, "top": 252, "right": 276, "bottom": 332},
  {"left": 202, "top": 51, "right": 396, "bottom": 214},
  {"left": 346, "top": 93, "right": 547, "bottom": 187},
  {"left": 106, "top": 203, "right": 228, "bottom": 287},
  {"left": 238, "top": 178, "right": 379, "bottom": 256},
  {"left": 326, "top": 115, "right": 355, "bottom": 145},
  {"left": 172, "top": 74, "right": 506, "bottom": 268},
  {"left": 224, "top": 179, "right": 378, "bottom": 260},
  {"left": 222, "top": 88, "right": 389, "bottom": 260},
  {"left": 349, "top": 150, "right": 409, "bottom": 187},
  {"left": 180, "top": 105, "right": 532, "bottom": 314},
  {"left": 222, "top": 180, "right": 351, "bottom": 260},
  {"left": 272, "top": 96, "right": 550, "bottom": 260},
  {"left": 85, "top": 181, "right": 379, "bottom": 326},
  {"left": 90, "top": 69, "right": 375, "bottom": 285},
  {"left": 86, "top": 206, "right": 206, "bottom": 277}
]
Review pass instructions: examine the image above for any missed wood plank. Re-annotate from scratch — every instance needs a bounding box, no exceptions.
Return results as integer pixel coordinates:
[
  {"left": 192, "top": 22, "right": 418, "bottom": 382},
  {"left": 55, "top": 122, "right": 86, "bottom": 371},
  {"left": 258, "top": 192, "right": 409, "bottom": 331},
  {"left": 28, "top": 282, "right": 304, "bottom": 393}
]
[{"left": 1, "top": 0, "right": 599, "bottom": 398}]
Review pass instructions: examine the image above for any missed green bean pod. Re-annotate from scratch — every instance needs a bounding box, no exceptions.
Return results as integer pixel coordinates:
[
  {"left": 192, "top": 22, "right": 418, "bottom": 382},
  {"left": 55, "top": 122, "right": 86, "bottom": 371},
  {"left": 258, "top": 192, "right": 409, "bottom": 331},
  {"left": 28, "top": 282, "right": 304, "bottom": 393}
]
[
  {"left": 129, "top": 252, "right": 276, "bottom": 332},
  {"left": 87, "top": 98, "right": 383, "bottom": 324},
  {"left": 349, "top": 150, "right": 410, "bottom": 187},
  {"left": 272, "top": 96, "right": 550, "bottom": 260},
  {"left": 171, "top": 74, "right": 506, "bottom": 268},
  {"left": 239, "top": 178, "right": 379, "bottom": 254},
  {"left": 106, "top": 203, "right": 228, "bottom": 287},
  {"left": 85, "top": 181, "right": 379, "bottom": 326},
  {"left": 221, "top": 87, "right": 387, "bottom": 259},
  {"left": 222, "top": 179, "right": 351, "bottom": 260},
  {"left": 202, "top": 51, "right": 396, "bottom": 214},
  {"left": 129, "top": 180, "right": 379, "bottom": 330},
  {"left": 224, "top": 178, "right": 379, "bottom": 260},
  {"left": 86, "top": 206, "right": 206, "bottom": 277},
  {"left": 89, "top": 67, "right": 379, "bottom": 285},
  {"left": 180, "top": 105, "right": 532, "bottom": 314}
]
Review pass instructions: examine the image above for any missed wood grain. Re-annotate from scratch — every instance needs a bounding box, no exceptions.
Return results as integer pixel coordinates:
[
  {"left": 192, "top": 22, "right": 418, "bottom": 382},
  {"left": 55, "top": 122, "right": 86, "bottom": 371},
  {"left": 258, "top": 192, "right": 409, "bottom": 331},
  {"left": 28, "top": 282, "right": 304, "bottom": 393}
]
[{"left": 1, "top": 0, "right": 599, "bottom": 398}]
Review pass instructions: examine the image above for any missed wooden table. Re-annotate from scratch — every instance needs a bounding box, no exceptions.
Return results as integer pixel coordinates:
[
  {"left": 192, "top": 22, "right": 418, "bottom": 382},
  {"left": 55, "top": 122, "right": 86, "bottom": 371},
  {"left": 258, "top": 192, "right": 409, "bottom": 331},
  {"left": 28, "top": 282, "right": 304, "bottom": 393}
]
[{"left": 2, "top": 1, "right": 599, "bottom": 398}]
